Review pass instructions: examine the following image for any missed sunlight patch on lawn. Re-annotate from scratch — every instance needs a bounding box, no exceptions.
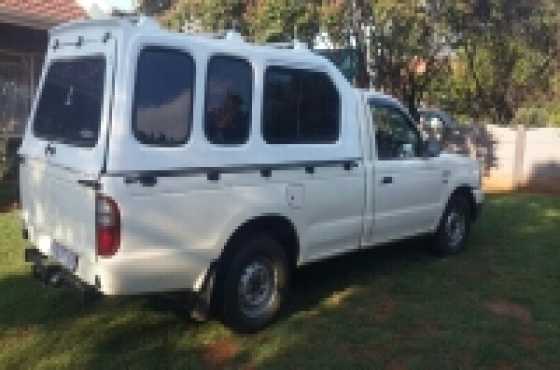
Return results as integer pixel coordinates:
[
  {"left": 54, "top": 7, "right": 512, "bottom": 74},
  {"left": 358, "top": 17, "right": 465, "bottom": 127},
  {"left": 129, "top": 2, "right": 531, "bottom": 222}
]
[
  {"left": 543, "top": 208, "right": 560, "bottom": 218},
  {"left": 322, "top": 286, "right": 359, "bottom": 308}
]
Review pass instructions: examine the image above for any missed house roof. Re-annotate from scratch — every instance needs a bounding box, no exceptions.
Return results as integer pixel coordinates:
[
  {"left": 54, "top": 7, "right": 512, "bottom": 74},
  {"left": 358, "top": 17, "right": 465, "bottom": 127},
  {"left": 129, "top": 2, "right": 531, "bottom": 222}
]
[{"left": 0, "top": 0, "right": 86, "bottom": 30}]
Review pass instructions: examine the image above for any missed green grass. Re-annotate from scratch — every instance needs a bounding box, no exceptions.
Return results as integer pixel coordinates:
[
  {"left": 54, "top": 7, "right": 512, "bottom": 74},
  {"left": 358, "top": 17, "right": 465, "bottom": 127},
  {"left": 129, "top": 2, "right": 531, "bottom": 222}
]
[{"left": 1, "top": 191, "right": 559, "bottom": 369}]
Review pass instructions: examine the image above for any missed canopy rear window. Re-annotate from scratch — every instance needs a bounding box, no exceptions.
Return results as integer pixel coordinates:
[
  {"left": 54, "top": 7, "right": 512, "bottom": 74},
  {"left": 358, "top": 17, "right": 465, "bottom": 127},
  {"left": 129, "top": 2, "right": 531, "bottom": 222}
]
[{"left": 33, "top": 57, "right": 106, "bottom": 148}]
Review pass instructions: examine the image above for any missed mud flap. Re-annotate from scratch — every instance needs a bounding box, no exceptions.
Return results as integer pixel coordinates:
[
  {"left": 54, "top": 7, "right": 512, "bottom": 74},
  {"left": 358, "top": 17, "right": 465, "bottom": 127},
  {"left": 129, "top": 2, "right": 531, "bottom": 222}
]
[{"left": 189, "top": 263, "right": 217, "bottom": 322}]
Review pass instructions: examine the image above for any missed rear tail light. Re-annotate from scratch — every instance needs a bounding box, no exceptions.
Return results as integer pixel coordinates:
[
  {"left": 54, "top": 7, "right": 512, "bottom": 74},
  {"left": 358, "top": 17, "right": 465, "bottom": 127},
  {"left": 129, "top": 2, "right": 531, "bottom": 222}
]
[{"left": 96, "top": 195, "right": 120, "bottom": 257}]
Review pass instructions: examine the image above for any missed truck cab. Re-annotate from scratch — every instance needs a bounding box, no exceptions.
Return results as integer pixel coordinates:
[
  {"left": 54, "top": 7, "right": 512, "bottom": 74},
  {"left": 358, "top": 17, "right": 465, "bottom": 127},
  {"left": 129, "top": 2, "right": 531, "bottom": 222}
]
[
  {"left": 362, "top": 91, "right": 482, "bottom": 245},
  {"left": 19, "top": 16, "right": 483, "bottom": 332}
]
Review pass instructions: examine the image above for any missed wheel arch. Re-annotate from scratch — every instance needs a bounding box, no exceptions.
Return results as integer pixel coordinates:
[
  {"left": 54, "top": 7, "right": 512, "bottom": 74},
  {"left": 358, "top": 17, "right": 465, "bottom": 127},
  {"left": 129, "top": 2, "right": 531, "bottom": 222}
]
[
  {"left": 449, "top": 185, "right": 478, "bottom": 221},
  {"left": 219, "top": 214, "right": 301, "bottom": 271}
]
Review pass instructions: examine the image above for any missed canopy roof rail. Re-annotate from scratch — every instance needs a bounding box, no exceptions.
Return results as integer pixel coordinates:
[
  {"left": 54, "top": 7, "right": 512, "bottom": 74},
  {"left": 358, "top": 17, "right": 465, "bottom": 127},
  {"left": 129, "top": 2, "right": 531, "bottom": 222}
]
[
  {"left": 183, "top": 30, "right": 225, "bottom": 39},
  {"left": 258, "top": 40, "right": 310, "bottom": 51},
  {"left": 261, "top": 42, "right": 293, "bottom": 49}
]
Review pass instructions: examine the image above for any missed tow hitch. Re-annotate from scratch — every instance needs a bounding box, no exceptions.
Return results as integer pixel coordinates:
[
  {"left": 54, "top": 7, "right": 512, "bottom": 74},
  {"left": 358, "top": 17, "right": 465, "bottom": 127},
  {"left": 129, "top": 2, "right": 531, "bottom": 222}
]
[{"left": 25, "top": 248, "right": 100, "bottom": 304}]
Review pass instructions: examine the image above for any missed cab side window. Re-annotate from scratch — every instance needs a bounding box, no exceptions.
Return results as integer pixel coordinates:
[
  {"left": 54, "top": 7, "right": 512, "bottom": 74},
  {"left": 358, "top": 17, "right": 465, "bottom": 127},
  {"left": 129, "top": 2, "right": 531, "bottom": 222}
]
[
  {"left": 371, "top": 104, "right": 420, "bottom": 160},
  {"left": 205, "top": 55, "right": 253, "bottom": 145},
  {"left": 133, "top": 47, "right": 195, "bottom": 146}
]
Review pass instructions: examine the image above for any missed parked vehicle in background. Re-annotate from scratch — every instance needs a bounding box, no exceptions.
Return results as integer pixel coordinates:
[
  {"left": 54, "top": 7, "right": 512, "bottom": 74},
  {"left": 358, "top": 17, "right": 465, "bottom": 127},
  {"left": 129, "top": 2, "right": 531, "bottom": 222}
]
[
  {"left": 419, "top": 109, "right": 460, "bottom": 130},
  {"left": 418, "top": 109, "right": 471, "bottom": 154},
  {"left": 19, "top": 16, "right": 483, "bottom": 332}
]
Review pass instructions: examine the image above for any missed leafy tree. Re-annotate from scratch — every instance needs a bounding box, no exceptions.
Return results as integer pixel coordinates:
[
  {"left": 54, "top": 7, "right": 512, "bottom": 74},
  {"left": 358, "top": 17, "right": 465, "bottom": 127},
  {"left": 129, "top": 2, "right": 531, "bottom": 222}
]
[
  {"left": 444, "top": 0, "right": 560, "bottom": 125},
  {"left": 315, "top": 0, "right": 372, "bottom": 87},
  {"left": 146, "top": 0, "right": 560, "bottom": 126},
  {"left": 245, "top": 0, "right": 321, "bottom": 43},
  {"left": 161, "top": 0, "right": 248, "bottom": 33},
  {"left": 137, "top": 0, "right": 174, "bottom": 15},
  {"left": 366, "top": 0, "right": 453, "bottom": 117},
  {"left": 161, "top": 0, "right": 321, "bottom": 43},
  {"left": 317, "top": 0, "right": 456, "bottom": 114}
]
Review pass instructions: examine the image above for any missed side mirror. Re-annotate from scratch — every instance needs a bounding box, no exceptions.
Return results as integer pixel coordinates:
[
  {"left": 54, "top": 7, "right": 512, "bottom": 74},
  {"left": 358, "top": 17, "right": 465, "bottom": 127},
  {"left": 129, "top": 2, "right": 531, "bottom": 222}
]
[{"left": 423, "top": 139, "right": 441, "bottom": 158}]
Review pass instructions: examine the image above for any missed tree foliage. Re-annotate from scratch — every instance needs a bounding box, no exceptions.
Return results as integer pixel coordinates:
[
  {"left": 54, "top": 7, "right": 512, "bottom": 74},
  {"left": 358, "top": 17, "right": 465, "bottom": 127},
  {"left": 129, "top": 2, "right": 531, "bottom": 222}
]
[
  {"left": 161, "top": 0, "right": 322, "bottom": 42},
  {"left": 151, "top": 0, "right": 559, "bottom": 126},
  {"left": 245, "top": 0, "right": 322, "bottom": 43},
  {"left": 368, "top": 0, "right": 454, "bottom": 117},
  {"left": 442, "top": 0, "right": 560, "bottom": 124},
  {"left": 161, "top": 0, "right": 248, "bottom": 33}
]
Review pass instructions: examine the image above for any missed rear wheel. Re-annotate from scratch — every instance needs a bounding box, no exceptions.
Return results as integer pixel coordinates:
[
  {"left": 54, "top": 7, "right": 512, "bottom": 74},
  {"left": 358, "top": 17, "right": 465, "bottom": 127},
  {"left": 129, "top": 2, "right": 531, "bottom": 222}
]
[
  {"left": 221, "top": 234, "right": 289, "bottom": 332},
  {"left": 433, "top": 194, "right": 471, "bottom": 255}
]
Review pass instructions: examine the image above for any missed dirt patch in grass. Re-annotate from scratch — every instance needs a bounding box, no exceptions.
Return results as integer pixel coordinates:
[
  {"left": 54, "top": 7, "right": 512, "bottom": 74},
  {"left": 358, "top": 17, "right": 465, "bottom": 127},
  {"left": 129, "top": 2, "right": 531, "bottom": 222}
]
[
  {"left": 519, "top": 333, "right": 540, "bottom": 351},
  {"left": 373, "top": 296, "right": 397, "bottom": 322},
  {"left": 493, "top": 361, "right": 515, "bottom": 370},
  {"left": 384, "top": 358, "right": 409, "bottom": 370},
  {"left": 336, "top": 342, "right": 393, "bottom": 364},
  {"left": 485, "top": 300, "right": 532, "bottom": 324},
  {"left": 242, "top": 363, "right": 257, "bottom": 370},
  {"left": 199, "top": 338, "right": 240, "bottom": 370},
  {"left": 396, "top": 321, "right": 441, "bottom": 340}
]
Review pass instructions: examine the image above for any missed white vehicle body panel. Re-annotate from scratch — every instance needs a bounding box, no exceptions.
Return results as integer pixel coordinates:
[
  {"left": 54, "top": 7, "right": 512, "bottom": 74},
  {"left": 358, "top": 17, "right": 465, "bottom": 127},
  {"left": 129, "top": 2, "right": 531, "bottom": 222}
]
[
  {"left": 20, "top": 26, "right": 117, "bottom": 272},
  {"left": 19, "top": 17, "right": 483, "bottom": 296}
]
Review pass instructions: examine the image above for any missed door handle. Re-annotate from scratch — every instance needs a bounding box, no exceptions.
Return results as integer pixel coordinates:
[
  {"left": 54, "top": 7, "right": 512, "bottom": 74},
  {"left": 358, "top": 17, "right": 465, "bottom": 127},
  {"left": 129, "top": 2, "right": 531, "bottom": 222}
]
[
  {"left": 124, "top": 175, "right": 158, "bottom": 187},
  {"left": 44, "top": 143, "right": 56, "bottom": 156},
  {"left": 381, "top": 176, "right": 393, "bottom": 185},
  {"left": 77, "top": 179, "right": 101, "bottom": 190}
]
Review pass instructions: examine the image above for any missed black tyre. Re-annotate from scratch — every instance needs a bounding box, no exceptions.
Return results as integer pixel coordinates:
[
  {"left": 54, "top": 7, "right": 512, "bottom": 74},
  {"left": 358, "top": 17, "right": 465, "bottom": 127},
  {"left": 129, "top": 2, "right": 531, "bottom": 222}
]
[
  {"left": 221, "top": 234, "right": 289, "bottom": 332},
  {"left": 433, "top": 194, "right": 472, "bottom": 255}
]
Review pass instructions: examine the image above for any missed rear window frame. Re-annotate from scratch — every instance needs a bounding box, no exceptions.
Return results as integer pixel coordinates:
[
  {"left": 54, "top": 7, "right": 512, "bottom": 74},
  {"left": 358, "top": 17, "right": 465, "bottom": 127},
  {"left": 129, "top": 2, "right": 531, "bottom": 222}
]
[
  {"left": 32, "top": 55, "right": 108, "bottom": 148},
  {"left": 131, "top": 45, "right": 196, "bottom": 147},
  {"left": 203, "top": 53, "right": 255, "bottom": 146},
  {"left": 261, "top": 65, "right": 342, "bottom": 145}
]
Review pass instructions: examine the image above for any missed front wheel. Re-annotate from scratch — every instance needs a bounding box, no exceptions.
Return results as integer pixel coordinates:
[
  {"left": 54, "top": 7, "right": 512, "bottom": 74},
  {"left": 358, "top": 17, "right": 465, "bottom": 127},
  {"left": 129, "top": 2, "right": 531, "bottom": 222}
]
[
  {"left": 432, "top": 195, "right": 472, "bottom": 255},
  {"left": 222, "top": 234, "right": 289, "bottom": 332}
]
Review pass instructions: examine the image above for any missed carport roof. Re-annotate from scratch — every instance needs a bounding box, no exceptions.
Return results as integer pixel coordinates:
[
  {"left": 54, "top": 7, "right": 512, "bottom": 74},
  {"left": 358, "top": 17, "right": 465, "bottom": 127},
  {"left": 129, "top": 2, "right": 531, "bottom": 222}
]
[{"left": 0, "top": 0, "right": 86, "bottom": 30}]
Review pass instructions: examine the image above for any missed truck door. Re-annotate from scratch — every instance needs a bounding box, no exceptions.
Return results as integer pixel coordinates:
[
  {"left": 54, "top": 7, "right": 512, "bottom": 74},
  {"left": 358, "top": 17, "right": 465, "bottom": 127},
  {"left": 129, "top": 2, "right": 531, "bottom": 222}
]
[{"left": 368, "top": 101, "right": 444, "bottom": 244}]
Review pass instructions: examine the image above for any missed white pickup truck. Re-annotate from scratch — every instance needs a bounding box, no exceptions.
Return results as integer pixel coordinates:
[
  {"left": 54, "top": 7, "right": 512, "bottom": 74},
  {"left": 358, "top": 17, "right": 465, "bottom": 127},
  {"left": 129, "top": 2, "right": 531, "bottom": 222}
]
[{"left": 19, "top": 17, "right": 483, "bottom": 331}]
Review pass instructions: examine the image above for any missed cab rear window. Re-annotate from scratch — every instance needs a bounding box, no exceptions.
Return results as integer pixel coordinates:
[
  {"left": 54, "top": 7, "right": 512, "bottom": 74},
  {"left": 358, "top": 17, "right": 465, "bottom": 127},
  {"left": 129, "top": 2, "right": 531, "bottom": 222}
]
[{"left": 33, "top": 57, "right": 106, "bottom": 147}]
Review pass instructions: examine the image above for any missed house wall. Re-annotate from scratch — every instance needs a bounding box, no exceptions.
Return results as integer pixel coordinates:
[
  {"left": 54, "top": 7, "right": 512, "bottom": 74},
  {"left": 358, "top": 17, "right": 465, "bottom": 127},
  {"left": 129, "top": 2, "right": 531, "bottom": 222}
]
[
  {"left": 0, "top": 22, "right": 48, "bottom": 178},
  {"left": 522, "top": 128, "right": 560, "bottom": 193},
  {"left": 0, "top": 22, "right": 47, "bottom": 53},
  {"left": 470, "top": 125, "right": 560, "bottom": 193},
  {"left": 0, "top": 22, "right": 46, "bottom": 137}
]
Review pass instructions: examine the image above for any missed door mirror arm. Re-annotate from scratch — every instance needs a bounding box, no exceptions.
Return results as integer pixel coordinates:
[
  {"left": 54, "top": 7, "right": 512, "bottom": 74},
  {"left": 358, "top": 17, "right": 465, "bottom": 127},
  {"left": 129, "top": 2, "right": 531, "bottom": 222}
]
[{"left": 422, "top": 139, "right": 441, "bottom": 158}]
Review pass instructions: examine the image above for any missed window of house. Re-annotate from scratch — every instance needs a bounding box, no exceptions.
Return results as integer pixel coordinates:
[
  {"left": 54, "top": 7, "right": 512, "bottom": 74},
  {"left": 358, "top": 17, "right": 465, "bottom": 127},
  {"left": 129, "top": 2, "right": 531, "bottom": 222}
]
[
  {"left": 1, "top": 52, "right": 42, "bottom": 138},
  {"left": 204, "top": 55, "right": 252, "bottom": 145},
  {"left": 370, "top": 104, "right": 420, "bottom": 160},
  {"left": 263, "top": 66, "right": 340, "bottom": 144},
  {"left": 133, "top": 47, "right": 195, "bottom": 146}
]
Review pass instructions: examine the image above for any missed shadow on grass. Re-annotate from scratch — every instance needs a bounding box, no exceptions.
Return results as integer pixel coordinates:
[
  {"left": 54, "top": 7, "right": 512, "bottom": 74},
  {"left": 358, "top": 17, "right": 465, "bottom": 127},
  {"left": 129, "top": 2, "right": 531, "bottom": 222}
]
[
  {"left": 0, "top": 181, "right": 18, "bottom": 213},
  {"left": 284, "top": 237, "right": 436, "bottom": 318},
  {"left": 0, "top": 236, "right": 438, "bottom": 369},
  {"left": 2, "top": 194, "right": 559, "bottom": 369},
  {"left": 0, "top": 273, "right": 206, "bottom": 369}
]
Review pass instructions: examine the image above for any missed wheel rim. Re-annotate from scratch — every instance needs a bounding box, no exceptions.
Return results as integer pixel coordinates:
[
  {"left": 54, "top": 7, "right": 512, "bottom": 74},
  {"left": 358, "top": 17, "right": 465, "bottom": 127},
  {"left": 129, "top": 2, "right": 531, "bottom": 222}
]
[
  {"left": 238, "top": 258, "right": 275, "bottom": 319},
  {"left": 445, "top": 208, "right": 466, "bottom": 248}
]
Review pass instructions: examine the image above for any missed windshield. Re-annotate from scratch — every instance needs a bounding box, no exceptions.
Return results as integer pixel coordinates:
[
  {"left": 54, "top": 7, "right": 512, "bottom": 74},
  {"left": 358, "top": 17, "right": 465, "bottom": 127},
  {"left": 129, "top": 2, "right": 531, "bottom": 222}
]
[{"left": 33, "top": 57, "right": 106, "bottom": 147}]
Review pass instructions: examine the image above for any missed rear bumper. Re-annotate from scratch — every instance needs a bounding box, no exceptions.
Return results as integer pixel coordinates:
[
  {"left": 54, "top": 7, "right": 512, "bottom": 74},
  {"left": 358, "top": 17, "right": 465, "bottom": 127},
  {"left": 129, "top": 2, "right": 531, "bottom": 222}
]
[
  {"left": 25, "top": 246, "right": 213, "bottom": 296},
  {"left": 93, "top": 251, "right": 213, "bottom": 295},
  {"left": 25, "top": 248, "right": 100, "bottom": 298}
]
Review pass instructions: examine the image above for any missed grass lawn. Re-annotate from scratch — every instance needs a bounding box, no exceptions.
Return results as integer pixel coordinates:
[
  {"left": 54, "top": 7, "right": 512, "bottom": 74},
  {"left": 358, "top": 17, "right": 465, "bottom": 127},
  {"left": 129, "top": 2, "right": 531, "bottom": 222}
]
[{"left": 0, "top": 191, "right": 559, "bottom": 370}]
